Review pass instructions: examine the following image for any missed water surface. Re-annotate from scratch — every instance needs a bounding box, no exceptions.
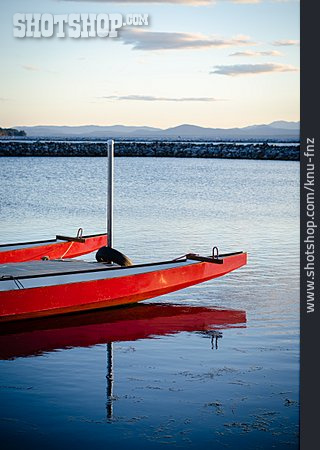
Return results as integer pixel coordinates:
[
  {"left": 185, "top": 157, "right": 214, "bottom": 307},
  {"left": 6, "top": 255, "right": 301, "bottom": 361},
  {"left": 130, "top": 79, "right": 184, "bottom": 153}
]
[{"left": 0, "top": 156, "right": 299, "bottom": 449}]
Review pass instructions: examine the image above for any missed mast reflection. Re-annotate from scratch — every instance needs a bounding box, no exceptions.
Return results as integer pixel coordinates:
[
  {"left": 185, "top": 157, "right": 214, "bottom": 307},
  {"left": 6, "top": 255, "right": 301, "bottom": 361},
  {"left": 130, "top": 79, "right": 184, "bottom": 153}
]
[{"left": 0, "top": 302, "right": 247, "bottom": 421}]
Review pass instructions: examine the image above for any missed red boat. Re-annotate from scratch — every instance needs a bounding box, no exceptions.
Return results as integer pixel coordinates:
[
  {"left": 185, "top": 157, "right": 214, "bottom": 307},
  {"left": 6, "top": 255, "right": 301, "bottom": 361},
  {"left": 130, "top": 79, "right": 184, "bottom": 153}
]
[
  {"left": 0, "top": 251, "right": 246, "bottom": 322},
  {"left": 0, "top": 230, "right": 107, "bottom": 264},
  {"left": 0, "top": 142, "right": 247, "bottom": 323},
  {"left": 0, "top": 303, "right": 246, "bottom": 360}
]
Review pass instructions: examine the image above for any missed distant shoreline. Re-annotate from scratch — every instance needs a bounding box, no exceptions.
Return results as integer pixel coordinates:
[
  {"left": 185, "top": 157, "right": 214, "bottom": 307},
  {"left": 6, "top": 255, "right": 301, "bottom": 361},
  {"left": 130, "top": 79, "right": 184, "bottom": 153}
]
[{"left": 0, "top": 140, "right": 300, "bottom": 161}]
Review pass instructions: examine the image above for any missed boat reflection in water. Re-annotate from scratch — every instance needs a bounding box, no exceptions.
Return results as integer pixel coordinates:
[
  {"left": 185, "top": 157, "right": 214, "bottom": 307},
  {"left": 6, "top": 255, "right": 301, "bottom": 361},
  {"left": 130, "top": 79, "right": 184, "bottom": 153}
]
[
  {"left": 0, "top": 303, "right": 246, "bottom": 419},
  {"left": 0, "top": 303, "right": 246, "bottom": 360}
]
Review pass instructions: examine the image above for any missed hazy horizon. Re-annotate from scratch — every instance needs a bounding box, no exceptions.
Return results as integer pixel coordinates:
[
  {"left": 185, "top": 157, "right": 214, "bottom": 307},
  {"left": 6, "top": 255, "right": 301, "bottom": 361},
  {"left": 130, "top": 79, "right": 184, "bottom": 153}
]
[{"left": 12, "top": 119, "right": 300, "bottom": 129}]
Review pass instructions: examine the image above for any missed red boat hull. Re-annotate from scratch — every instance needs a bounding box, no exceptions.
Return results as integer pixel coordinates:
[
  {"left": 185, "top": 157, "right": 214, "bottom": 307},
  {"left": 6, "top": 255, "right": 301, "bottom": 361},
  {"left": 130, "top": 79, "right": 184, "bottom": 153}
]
[
  {"left": 0, "top": 252, "right": 247, "bottom": 322},
  {"left": 0, "top": 233, "right": 107, "bottom": 264}
]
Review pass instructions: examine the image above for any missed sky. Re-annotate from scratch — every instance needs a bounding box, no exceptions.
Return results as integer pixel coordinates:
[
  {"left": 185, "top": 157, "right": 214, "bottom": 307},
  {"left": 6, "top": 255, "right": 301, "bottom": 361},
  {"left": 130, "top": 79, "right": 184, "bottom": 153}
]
[{"left": 0, "top": 0, "right": 300, "bottom": 129}]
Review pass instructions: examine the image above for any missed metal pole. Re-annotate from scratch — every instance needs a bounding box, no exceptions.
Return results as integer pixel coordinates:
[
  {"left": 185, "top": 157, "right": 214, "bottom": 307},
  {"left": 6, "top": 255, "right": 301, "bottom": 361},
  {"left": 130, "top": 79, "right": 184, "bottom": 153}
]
[{"left": 107, "top": 139, "right": 114, "bottom": 248}]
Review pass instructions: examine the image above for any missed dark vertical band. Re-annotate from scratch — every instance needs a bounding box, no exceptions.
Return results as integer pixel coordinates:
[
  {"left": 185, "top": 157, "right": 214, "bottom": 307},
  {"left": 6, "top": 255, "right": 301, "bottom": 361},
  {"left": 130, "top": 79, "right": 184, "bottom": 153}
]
[{"left": 300, "top": 2, "right": 320, "bottom": 448}]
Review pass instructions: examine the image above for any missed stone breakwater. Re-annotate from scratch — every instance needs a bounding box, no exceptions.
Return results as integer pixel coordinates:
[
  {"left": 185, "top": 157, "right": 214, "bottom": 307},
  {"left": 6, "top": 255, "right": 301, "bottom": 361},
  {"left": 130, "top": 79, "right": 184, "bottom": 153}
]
[{"left": 0, "top": 140, "right": 299, "bottom": 160}]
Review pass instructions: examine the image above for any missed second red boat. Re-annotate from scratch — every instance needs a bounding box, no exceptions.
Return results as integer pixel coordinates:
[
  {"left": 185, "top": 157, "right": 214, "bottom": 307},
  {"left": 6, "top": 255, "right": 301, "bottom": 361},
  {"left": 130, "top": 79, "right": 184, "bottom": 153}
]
[{"left": 0, "top": 230, "right": 107, "bottom": 264}]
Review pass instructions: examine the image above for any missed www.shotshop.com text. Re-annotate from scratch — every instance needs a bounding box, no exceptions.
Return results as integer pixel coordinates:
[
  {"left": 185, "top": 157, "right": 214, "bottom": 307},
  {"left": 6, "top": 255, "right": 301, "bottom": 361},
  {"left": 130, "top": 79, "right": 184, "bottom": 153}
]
[{"left": 303, "top": 138, "right": 316, "bottom": 313}]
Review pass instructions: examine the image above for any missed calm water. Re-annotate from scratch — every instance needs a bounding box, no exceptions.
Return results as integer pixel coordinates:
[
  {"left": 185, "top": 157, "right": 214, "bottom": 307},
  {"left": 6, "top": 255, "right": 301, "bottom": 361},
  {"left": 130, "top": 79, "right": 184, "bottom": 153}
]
[{"left": 0, "top": 157, "right": 299, "bottom": 449}]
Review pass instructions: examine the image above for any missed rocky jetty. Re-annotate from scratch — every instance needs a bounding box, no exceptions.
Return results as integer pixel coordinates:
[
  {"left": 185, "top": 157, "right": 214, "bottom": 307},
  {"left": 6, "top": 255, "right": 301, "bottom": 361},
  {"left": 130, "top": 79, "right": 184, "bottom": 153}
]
[{"left": 0, "top": 140, "right": 299, "bottom": 160}]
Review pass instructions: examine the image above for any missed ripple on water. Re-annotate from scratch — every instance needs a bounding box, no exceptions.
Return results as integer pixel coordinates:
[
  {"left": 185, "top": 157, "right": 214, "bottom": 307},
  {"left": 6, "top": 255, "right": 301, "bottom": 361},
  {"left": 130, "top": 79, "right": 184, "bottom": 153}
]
[{"left": 0, "top": 157, "right": 299, "bottom": 449}]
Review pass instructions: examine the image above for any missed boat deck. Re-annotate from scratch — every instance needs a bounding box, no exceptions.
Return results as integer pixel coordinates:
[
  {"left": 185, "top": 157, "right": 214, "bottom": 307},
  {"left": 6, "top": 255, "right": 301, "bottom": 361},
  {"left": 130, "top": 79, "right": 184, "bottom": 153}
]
[
  {"left": 0, "top": 252, "right": 243, "bottom": 282},
  {"left": 0, "top": 239, "right": 64, "bottom": 252},
  {"left": 0, "top": 259, "right": 116, "bottom": 279},
  {"left": 0, "top": 258, "right": 195, "bottom": 294}
]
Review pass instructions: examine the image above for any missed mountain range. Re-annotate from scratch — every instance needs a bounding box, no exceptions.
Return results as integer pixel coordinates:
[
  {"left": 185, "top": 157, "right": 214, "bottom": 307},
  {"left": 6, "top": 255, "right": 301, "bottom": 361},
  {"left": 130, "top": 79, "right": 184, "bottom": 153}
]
[{"left": 16, "top": 121, "right": 300, "bottom": 140}]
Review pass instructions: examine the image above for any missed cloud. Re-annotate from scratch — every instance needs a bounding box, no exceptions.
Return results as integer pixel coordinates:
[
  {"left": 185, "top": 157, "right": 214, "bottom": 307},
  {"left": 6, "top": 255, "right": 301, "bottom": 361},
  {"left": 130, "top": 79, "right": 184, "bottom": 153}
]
[
  {"left": 21, "top": 64, "right": 41, "bottom": 71},
  {"left": 211, "top": 62, "right": 299, "bottom": 76},
  {"left": 100, "top": 94, "right": 222, "bottom": 101},
  {"left": 119, "top": 29, "right": 255, "bottom": 51},
  {"left": 58, "top": 0, "right": 205, "bottom": 4},
  {"left": 58, "top": 1, "right": 294, "bottom": 4},
  {"left": 229, "top": 50, "right": 282, "bottom": 57},
  {"left": 59, "top": 0, "right": 210, "bottom": 3},
  {"left": 21, "top": 64, "right": 57, "bottom": 75},
  {"left": 272, "top": 39, "right": 300, "bottom": 46},
  {"left": 231, "top": 0, "right": 296, "bottom": 2},
  {"left": 60, "top": 0, "right": 200, "bottom": 3}
]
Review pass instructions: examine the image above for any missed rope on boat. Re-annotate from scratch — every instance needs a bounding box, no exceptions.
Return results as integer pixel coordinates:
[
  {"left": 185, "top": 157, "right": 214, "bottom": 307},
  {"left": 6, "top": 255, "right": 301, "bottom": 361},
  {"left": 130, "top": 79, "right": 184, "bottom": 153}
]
[
  {"left": 0, "top": 275, "right": 25, "bottom": 289},
  {"left": 59, "top": 228, "right": 83, "bottom": 259},
  {"left": 172, "top": 246, "right": 220, "bottom": 262},
  {"left": 59, "top": 241, "right": 74, "bottom": 259},
  {"left": 172, "top": 254, "right": 189, "bottom": 262}
]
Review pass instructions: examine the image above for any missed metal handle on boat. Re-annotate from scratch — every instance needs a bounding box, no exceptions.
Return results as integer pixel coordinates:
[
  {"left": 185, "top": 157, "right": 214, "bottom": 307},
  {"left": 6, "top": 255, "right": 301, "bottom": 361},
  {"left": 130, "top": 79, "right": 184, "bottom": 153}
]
[{"left": 212, "top": 246, "right": 219, "bottom": 259}]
